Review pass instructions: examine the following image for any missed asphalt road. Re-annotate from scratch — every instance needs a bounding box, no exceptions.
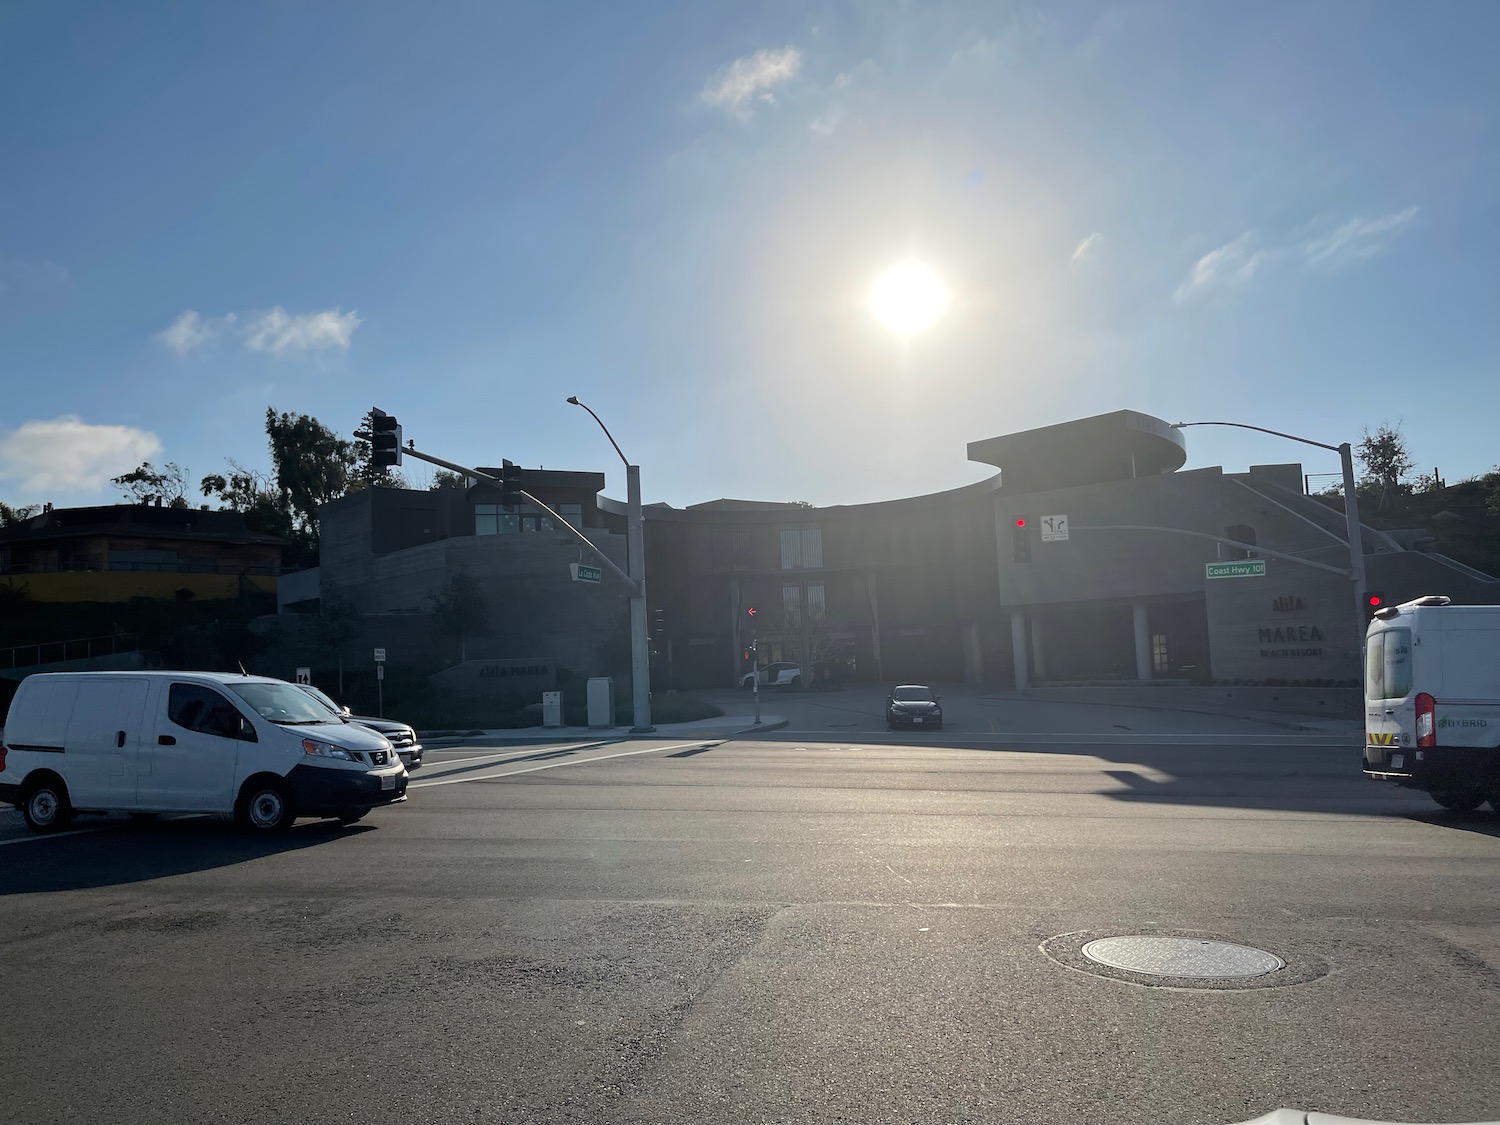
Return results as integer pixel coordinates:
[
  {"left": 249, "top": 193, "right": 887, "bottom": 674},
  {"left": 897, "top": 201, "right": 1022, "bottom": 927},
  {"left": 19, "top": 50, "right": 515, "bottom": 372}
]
[{"left": 1, "top": 732, "right": 1497, "bottom": 1125}]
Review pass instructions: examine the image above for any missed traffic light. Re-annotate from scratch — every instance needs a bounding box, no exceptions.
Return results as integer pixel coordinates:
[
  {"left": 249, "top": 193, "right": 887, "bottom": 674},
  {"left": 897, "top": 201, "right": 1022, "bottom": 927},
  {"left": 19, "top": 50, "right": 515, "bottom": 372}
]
[
  {"left": 370, "top": 410, "right": 402, "bottom": 468},
  {"left": 1012, "top": 516, "right": 1032, "bottom": 563},
  {"left": 746, "top": 606, "right": 757, "bottom": 618},
  {"left": 500, "top": 459, "right": 523, "bottom": 509},
  {"left": 1365, "top": 591, "right": 1386, "bottom": 620}
]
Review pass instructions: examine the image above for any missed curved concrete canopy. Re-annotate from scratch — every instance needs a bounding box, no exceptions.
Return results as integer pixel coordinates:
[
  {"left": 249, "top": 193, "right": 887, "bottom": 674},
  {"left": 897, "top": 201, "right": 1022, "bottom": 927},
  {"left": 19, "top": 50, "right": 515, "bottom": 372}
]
[{"left": 966, "top": 409, "right": 1187, "bottom": 495}]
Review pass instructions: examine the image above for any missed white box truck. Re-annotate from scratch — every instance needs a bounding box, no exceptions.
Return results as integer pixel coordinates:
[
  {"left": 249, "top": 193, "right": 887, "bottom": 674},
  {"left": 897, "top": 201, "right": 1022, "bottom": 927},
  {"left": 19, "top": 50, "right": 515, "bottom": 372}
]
[
  {"left": 0, "top": 670, "right": 408, "bottom": 833},
  {"left": 1362, "top": 596, "right": 1500, "bottom": 812}
]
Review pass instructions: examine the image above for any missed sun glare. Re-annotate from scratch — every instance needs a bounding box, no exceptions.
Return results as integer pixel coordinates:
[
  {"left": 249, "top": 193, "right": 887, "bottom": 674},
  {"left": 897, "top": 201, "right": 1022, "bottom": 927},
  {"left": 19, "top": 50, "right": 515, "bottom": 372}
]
[{"left": 868, "top": 261, "right": 950, "bottom": 338}]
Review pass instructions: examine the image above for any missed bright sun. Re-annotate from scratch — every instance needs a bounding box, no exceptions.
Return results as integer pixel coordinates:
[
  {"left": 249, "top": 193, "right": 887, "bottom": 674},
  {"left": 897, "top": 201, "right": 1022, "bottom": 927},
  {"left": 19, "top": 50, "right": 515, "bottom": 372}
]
[{"left": 868, "top": 261, "right": 950, "bottom": 337}]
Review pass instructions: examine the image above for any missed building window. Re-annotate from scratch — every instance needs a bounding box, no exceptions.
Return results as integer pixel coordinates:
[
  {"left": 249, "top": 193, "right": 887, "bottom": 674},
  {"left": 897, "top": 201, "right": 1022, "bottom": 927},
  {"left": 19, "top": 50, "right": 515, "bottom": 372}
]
[
  {"left": 1152, "top": 633, "right": 1169, "bottom": 674},
  {"left": 782, "top": 584, "right": 801, "bottom": 626},
  {"left": 474, "top": 504, "right": 518, "bottom": 536},
  {"left": 806, "top": 583, "right": 826, "bottom": 623},
  {"left": 559, "top": 504, "right": 583, "bottom": 530},
  {"left": 781, "top": 527, "right": 823, "bottom": 570},
  {"left": 477, "top": 503, "right": 578, "bottom": 535}
]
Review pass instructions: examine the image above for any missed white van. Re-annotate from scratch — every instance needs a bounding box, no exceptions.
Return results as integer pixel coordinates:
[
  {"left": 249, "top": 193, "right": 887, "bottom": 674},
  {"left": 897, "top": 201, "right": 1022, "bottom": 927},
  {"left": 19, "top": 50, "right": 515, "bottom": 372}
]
[
  {"left": 0, "top": 670, "right": 407, "bottom": 833},
  {"left": 1362, "top": 596, "right": 1500, "bottom": 812}
]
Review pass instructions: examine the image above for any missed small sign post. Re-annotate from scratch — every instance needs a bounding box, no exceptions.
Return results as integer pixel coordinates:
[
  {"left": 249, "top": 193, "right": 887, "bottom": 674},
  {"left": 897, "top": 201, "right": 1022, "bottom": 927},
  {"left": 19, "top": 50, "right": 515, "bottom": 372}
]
[
  {"left": 374, "top": 648, "right": 386, "bottom": 717},
  {"left": 1041, "top": 515, "right": 1069, "bottom": 542},
  {"left": 1206, "top": 559, "right": 1267, "bottom": 579}
]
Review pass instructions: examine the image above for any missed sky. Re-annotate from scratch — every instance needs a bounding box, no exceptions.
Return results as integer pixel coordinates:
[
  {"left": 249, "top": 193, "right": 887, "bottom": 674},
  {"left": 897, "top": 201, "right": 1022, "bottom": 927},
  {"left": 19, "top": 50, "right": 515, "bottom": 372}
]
[{"left": 1, "top": 0, "right": 1496, "bottom": 511}]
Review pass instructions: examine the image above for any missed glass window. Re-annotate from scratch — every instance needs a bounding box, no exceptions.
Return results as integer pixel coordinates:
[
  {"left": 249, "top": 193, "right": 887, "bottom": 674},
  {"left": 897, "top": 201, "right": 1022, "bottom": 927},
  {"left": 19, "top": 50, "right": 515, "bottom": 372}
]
[
  {"left": 475, "top": 504, "right": 500, "bottom": 535},
  {"left": 1152, "top": 633, "right": 1169, "bottom": 674},
  {"left": 1382, "top": 628, "right": 1413, "bottom": 700},
  {"left": 559, "top": 504, "right": 583, "bottom": 530},
  {"left": 782, "top": 584, "right": 801, "bottom": 626},
  {"left": 806, "top": 583, "right": 826, "bottom": 622},
  {"left": 169, "top": 684, "right": 254, "bottom": 740},
  {"left": 781, "top": 528, "right": 823, "bottom": 569},
  {"left": 892, "top": 686, "right": 934, "bottom": 701},
  {"left": 1365, "top": 632, "right": 1384, "bottom": 699},
  {"left": 227, "top": 681, "right": 340, "bottom": 725}
]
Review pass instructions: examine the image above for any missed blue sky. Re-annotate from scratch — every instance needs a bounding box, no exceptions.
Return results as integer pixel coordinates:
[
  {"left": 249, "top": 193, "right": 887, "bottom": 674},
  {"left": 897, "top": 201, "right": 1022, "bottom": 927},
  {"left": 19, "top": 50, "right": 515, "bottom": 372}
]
[{"left": 1, "top": 0, "right": 1495, "bottom": 510}]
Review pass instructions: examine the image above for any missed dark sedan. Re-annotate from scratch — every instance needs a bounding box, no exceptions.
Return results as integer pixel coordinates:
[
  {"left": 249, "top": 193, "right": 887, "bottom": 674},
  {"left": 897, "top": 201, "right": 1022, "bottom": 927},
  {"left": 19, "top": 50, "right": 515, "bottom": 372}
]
[{"left": 886, "top": 684, "right": 943, "bottom": 730}]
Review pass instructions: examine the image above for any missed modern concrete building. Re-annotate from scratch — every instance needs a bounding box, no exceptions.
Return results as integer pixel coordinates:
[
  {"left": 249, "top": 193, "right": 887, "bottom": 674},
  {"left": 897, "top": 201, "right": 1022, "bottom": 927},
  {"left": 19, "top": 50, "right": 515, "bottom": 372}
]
[
  {"left": 309, "top": 410, "right": 1500, "bottom": 689},
  {"left": 0, "top": 503, "right": 284, "bottom": 602}
]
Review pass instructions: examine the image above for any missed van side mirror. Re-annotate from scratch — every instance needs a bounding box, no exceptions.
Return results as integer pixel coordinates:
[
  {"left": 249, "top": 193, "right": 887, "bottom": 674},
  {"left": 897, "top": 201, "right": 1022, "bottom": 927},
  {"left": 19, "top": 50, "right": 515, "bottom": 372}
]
[{"left": 341, "top": 706, "right": 352, "bottom": 717}]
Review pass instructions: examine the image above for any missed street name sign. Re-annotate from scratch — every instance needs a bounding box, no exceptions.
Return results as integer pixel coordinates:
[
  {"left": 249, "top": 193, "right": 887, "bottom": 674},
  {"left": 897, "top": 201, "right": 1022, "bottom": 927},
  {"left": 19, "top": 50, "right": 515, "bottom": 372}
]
[
  {"left": 571, "top": 562, "right": 602, "bottom": 584},
  {"left": 1206, "top": 559, "right": 1267, "bottom": 579},
  {"left": 1041, "top": 514, "right": 1069, "bottom": 542}
]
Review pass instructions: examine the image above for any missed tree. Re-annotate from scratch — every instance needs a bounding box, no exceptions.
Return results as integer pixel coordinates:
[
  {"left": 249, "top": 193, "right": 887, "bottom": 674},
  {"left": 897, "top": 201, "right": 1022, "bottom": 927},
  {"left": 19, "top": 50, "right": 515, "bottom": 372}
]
[
  {"left": 265, "top": 408, "right": 357, "bottom": 540},
  {"left": 315, "top": 595, "right": 362, "bottom": 695},
  {"left": 429, "top": 571, "right": 490, "bottom": 662},
  {"left": 430, "top": 470, "right": 470, "bottom": 490},
  {"left": 773, "top": 588, "right": 847, "bottom": 690},
  {"left": 1356, "top": 423, "right": 1415, "bottom": 512},
  {"left": 0, "top": 501, "right": 39, "bottom": 527},
  {"left": 350, "top": 408, "right": 409, "bottom": 490},
  {"left": 112, "top": 461, "right": 192, "bottom": 507},
  {"left": 201, "top": 462, "right": 299, "bottom": 554}
]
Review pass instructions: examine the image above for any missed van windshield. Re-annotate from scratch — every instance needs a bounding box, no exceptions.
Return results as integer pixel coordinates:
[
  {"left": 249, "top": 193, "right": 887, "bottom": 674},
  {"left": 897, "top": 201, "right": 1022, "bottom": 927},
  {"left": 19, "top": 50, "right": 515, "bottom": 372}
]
[{"left": 229, "top": 682, "right": 342, "bottom": 725}]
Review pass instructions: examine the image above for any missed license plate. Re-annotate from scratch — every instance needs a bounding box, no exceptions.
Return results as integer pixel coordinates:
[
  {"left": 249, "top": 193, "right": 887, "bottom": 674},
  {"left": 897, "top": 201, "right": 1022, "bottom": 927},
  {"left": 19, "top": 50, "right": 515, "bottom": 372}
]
[
  {"left": 380, "top": 773, "right": 396, "bottom": 790},
  {"left": 913, "top": 717, "right": 923, "bottom": 723},
  {"left": 1390, "top": 753, "right": 1404, "bottom": 769}
]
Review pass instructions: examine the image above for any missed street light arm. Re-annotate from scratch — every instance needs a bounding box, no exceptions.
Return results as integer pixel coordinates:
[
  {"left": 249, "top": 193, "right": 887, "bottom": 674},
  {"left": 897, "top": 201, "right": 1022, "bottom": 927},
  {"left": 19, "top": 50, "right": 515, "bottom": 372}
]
[
  {"left": 1172, "top": 420, "right": 1342, "bottom": 454},
  {"left": 567, "top": 396, "right": 630, "bottom": 468}
]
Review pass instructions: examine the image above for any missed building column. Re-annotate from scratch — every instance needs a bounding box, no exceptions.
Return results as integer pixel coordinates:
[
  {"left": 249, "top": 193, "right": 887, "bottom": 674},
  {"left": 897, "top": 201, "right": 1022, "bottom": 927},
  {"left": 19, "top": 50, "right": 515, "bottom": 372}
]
[
  {"left": 1011, "top": 612, "right": 1030, "bottom": 691},
  {"left": 1031, "top": 618, "right": 1047, "bottom": 682},
  {"left": 1133, "top": 603, "right": 1152, "bottom": 682}
]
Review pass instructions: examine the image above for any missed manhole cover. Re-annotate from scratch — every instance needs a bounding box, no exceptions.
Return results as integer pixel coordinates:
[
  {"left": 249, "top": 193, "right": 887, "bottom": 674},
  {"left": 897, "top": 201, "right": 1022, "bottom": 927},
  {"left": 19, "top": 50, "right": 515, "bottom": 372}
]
[{"left": 1081, "top": 936, "right": 1284, "bottom": 979}]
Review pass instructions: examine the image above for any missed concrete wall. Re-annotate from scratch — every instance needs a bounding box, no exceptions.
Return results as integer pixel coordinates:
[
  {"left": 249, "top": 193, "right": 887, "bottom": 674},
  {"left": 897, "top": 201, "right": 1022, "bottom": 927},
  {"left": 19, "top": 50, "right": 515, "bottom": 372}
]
[{"left": 1203, "top": 551, "right": 1361, "bottom": 682}]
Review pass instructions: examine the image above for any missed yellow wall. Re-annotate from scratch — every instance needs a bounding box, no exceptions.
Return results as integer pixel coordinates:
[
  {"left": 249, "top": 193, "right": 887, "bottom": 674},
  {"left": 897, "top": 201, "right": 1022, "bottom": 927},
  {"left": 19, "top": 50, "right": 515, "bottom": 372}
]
[{"left": 0, "top": 572, "right": 277, "bottom": 603}]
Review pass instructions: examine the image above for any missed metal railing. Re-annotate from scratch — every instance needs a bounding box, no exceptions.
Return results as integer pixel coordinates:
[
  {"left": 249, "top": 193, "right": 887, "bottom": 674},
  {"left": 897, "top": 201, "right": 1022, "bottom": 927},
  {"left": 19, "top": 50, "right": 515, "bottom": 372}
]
[
  {"left": 1, "top": 632, "right": 139, "bottom": 671},
  {"left": 0, "top": 562, "right": 283, "bottom": 576}
]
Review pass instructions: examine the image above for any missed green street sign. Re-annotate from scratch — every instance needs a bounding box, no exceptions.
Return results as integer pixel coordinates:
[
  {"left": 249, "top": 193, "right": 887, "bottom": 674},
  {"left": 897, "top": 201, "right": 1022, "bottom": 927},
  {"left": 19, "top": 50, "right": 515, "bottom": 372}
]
[
  {"left": 570, "top": 562, "right": 602, "bottom": 584},
  {"left": 1206, "top": 559, "right": 1266, "bottom": 579}
]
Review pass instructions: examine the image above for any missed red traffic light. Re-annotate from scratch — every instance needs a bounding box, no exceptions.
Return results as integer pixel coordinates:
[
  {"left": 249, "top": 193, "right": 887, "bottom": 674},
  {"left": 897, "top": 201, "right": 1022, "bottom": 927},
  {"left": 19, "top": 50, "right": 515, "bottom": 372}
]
[
  {"left": 746, "top": 607, "right": 757, "bottom": 616},
  {"left": 1368, "top": 595, "right": 1383, "bottom": 606},
  {"left": 1015, "top": 518, "right": 1027, "bottom": 528}
]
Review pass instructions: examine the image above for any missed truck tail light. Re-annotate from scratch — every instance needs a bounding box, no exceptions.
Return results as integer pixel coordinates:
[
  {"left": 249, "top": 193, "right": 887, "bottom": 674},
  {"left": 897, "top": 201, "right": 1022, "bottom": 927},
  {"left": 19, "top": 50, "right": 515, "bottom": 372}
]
[{"left": 1415, "top": 692, "right": 1436, "bottom": 748}]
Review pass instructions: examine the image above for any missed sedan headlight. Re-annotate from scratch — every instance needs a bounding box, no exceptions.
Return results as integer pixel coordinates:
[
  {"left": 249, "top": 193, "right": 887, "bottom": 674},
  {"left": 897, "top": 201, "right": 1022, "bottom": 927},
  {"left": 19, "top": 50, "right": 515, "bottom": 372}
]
[{"left": 302, "top": 738, "right": 357, "bottom": 761}]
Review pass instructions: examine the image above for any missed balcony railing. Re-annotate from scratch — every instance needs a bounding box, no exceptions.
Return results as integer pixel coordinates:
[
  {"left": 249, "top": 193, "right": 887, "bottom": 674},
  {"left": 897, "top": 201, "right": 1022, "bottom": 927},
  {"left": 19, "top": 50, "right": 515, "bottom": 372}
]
[
  {"left": 1, "top": 632, "right": 139, "bottom": 671},
  {"left": 1, "top": 562, "right": 285, "bottom": 576}
]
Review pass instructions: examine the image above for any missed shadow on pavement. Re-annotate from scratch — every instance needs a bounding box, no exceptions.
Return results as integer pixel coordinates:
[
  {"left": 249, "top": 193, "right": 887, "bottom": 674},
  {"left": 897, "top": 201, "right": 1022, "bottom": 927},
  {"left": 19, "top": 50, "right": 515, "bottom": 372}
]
[{"left": 0, "top": 816, "right": 371, "bottom": 896}]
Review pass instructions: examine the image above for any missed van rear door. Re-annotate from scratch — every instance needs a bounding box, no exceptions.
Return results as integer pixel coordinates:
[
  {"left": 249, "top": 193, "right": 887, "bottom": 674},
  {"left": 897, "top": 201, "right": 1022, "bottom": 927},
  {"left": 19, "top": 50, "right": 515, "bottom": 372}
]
[
  {"left": 62, "top": 678, "right": 150, "bottom": 810},
  {"left": 1365, "top": 624, "right": 1416, "bottom": 771}
]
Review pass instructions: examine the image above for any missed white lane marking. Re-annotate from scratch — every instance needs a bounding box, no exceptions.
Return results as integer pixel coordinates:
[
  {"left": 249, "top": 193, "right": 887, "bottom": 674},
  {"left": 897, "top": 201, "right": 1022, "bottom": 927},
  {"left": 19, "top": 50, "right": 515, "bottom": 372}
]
[
  {"left": 420, "top": 743, "right": 601, "bottom": 770},
  {"left": 0, "top": 825, "right": 107, "bottom": 847},
  {"left": 409, "top": 742, "right": 705, "bottom": 788}
]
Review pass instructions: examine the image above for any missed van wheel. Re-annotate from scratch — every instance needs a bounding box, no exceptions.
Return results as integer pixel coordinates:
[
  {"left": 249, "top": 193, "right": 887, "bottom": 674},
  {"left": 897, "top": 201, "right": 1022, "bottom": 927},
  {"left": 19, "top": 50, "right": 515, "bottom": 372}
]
[
  {"left": 236, "top": 781, "right": 295, "bottom": 833},
  {"left": 1432, "top": 789, "right": 1484, "bottom": 813},
  {"left": 22, "top": 777, "right": 73, "bottom": 834}
]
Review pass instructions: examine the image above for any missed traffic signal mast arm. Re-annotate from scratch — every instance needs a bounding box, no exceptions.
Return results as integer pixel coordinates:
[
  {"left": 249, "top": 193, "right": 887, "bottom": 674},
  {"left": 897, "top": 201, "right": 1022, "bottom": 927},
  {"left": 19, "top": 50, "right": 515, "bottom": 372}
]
[
  {"left": 1070, "top": 524, "right": 1354, "bottom": 577},
  {"left": 400, "top": 443, "right": 641, "bottom": 595}
]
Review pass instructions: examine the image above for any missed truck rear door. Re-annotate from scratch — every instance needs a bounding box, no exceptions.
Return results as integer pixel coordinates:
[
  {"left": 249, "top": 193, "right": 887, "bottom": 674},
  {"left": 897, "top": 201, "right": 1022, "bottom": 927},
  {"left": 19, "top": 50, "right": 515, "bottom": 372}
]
[{"left": 1364, "top": 624, "right": 1415, "bottom": 773}]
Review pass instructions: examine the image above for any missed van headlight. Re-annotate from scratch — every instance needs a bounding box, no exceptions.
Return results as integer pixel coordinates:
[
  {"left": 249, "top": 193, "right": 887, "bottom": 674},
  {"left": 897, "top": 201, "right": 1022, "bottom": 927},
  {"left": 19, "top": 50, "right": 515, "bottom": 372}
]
[{"left": 302, "top": 738, "right": 357, "bottom": 762}]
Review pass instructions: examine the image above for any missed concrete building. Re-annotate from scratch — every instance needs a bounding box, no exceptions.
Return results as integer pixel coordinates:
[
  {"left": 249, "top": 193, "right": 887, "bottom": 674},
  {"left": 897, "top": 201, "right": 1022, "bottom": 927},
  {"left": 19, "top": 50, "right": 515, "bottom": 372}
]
[
  {"left": 0, "top": 503, "right": 284, "bottom": 602},
  {"left": 309, "top": 410, "right": 1500, "bottom": 689}
]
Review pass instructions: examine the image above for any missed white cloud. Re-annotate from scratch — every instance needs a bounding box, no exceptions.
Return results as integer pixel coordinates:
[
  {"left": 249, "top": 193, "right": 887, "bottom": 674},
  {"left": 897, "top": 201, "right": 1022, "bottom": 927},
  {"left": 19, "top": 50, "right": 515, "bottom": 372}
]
[
  {"left": 1302, "top": 206, "right": 1420, "bottom": 270},
  {"left": 0, "top": 416, "right": 162, "bottom": 494},
  {"left": 702, "top": 46, "right": 801, "bottom": 120},
  {"left": 157, "top": 309, "right": 222, "bottom": 356},
  {"left": 1173, "top": 232, "right": 1264, "bottom": 302},
  {"left": 241, "top": 306, "right": 362, "bottom": 356},
  {"left": 156, "top": 305, "right": 361, "bottom": 358},
  {"left": 0, "top": 252, "right": 69, "bottom": 297},
  {"left": 1071, "top": 232, "right": 1103, "bottom": 262}
]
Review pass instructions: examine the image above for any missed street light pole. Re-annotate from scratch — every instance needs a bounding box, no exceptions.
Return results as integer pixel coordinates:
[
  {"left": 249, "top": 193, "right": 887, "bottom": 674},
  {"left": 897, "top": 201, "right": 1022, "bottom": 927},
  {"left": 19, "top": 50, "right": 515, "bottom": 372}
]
[
  {"left": 569, "top": 397, "right": 654, "bottom": 733},
  {"left": 1174, "top": 420, "right": 1368, "bottom": 658}
]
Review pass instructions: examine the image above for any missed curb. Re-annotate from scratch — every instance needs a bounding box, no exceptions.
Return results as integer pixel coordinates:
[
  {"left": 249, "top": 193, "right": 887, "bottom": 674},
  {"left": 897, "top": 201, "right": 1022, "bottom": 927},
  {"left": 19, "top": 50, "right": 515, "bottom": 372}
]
[{"left": 419, "top": 717, "right": 789, "bottom": 748}]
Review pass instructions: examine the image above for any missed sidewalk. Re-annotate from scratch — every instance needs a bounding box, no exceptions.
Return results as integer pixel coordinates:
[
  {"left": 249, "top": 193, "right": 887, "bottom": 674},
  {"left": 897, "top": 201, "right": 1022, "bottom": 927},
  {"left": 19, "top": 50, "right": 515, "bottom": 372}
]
[{"left": 419, "top": 713, "right": 788, "bottom": 748}]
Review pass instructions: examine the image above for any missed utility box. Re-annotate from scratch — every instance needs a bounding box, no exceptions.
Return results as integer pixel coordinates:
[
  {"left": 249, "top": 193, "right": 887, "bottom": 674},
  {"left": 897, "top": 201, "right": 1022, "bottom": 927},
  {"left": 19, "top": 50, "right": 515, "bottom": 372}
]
[
  {"left": 541, "top": 691, "right": 563, "bottom": 728},
  {"left": 586, "top": 677, "right": 615, "bottom": 729}
]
